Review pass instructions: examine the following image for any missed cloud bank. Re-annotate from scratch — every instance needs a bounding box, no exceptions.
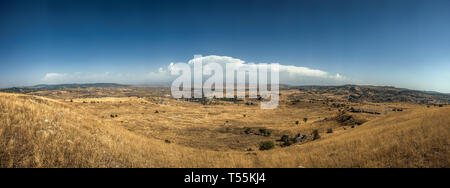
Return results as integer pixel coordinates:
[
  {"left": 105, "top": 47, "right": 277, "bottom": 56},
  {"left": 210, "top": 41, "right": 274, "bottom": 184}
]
[{"left": 41, "top": 55, "right": 347, "bottom": 85}]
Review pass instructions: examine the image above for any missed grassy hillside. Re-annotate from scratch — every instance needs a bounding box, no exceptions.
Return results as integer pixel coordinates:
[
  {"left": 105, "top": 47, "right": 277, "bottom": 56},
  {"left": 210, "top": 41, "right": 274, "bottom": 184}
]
[{"left": 0, "top": 92, "right": 448, "bottom": 167}]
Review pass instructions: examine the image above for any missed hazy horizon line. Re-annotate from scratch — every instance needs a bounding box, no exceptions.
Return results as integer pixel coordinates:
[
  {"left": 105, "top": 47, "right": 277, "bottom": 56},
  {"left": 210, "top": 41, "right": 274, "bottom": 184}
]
[{"left": 3, "top": 82, "right": 449, "bottom": 95}]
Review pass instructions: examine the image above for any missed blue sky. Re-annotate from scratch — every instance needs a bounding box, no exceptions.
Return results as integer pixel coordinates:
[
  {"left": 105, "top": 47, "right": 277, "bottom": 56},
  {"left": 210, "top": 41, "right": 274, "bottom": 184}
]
[{"left": 1, "top": 0, "right": 449, "bottom": 92}]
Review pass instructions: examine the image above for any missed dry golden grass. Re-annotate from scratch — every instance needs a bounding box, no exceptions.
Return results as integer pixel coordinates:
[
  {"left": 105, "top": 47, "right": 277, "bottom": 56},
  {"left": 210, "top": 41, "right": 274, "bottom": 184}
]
[{"left": 0, "top": 91, "right": 448, "bottom": 168}]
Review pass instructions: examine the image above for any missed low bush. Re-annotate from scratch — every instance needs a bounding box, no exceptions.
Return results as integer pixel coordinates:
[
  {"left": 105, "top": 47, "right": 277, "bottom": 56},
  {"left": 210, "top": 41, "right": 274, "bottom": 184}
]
[
  {"left": 327, "top": 128, "right": 333, "bottom": 134},
  {"left": 259, "top": 141, "right": 275, "bottom": 151},
  {"left": 312, "top": 130, "right": 320, "bottom": 140},
  {"left": 280, "top": 135, "right": 289, "bottom": 143},
  {"left": 243, "top": 127, "right": 252, "bottom": 134}
]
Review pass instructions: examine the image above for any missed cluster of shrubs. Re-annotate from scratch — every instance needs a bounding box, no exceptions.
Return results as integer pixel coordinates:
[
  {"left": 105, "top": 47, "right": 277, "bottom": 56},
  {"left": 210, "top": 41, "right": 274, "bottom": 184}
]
[
  {"left": 280, "top": 135, "right": 294, "bottom": 147},
  {"left": 110, "top": 114, "right": 118, "bottom": 118},
  {"left": 277, "top": 130, "right": 321, "bottom": 148},
  {"left": 258, "top": 128, "right": 272, "bottom": 136},
  {"left": 243, "top": 127, "right": 272, "bottom": 137},
  {"left": 216, "top": 97, "right": 243, "bottom": 103},
  {"left": 252, "top": 128, "right": 326, "bottom": 150},
  {"left": 243, "top": 127, "right": 252, "bottom": 134},
  {"left": 331, "top": 103, "right": 346, "bottom": 108},
  {"left": 294, "top": 118, "right": 308, "bottom": 125},
  {"left": 349, "top": 107, "right": 381, "bottom": 114}
]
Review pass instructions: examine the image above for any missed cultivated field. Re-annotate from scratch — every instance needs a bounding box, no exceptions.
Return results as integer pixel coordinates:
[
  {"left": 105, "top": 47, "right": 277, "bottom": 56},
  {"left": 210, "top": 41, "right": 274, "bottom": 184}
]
[{"left": 0, "top": 85, "right": 449, "bottom": 167}]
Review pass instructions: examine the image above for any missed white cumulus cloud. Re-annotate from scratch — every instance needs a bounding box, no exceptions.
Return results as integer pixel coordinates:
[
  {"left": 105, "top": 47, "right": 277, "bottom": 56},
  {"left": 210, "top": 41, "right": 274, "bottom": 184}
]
[
  {"left": 40, "top": 55, "right": 347, "bottom": 85},
  {"left": 164, "top": 55, "right": 347, "bottom": 85}
]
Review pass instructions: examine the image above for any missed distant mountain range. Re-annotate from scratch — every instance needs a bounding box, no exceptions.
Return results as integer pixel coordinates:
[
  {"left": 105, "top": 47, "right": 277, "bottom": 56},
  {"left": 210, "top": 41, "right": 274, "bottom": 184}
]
[
  {"left": 285, "top": 85, "right": 450, "bottom": 104},
  {"left": 31, "top": 83, "right": 129, "bottom": 89},
  {"left": 0, "top": 83, "right": 448, "bottom": 104},
  {"left": 0, "top": 83, "right": 129, "bottom": 93}
]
